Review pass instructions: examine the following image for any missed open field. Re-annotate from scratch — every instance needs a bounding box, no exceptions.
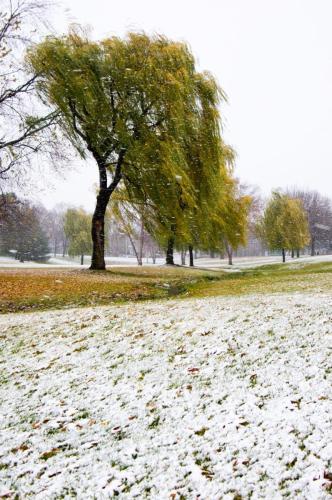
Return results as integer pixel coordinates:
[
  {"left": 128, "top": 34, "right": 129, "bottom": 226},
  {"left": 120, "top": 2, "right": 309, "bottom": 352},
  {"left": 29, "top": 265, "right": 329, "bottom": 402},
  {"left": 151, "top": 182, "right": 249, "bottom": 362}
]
[
  {"left": 0, "top": 292, "right": 331, "bottom": 498},
  {"left": 0, "top": 259, "right": 332, "bottom": 313},
  {"left": 0, "top": 257, "right": 331, "bottom": 498},
  {"left": 0, "top": 266, "right": 210, "bottom": 314}
]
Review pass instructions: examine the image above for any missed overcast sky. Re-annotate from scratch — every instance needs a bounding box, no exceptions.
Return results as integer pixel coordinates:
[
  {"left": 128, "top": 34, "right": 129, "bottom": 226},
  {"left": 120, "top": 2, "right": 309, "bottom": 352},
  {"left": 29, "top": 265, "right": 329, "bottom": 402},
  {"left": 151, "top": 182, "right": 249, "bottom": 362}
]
[{"left": 38, "top": 0, "right": 332, "bottom": 209}]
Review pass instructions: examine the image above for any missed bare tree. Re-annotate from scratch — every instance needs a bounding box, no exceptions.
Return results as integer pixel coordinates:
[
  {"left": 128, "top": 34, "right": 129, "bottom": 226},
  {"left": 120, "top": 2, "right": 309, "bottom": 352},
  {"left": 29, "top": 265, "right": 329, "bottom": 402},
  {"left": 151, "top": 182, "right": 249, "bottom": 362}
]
[
  {"left": 235, "top": 183, "right": 266, "bottom": 258},
  {"left": 144, "top": 234, "right": 159, "bottom": 264},
  {"left": 35, "top": 203, "right": 68, "bottom": 258},
  {"left": 0, "top": 0, "right": 59, "bottom": 194},
  {"left": 285, "top": 188, "right": 332, "bottom": 255}
]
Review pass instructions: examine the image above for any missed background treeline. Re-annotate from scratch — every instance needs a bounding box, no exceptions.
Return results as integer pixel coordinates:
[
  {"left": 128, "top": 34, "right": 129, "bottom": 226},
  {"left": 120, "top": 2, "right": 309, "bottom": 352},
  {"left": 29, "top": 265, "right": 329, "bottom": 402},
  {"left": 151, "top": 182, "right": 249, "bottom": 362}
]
[{"left": 1, "top": 187, "right": 331, "bottom": 264}]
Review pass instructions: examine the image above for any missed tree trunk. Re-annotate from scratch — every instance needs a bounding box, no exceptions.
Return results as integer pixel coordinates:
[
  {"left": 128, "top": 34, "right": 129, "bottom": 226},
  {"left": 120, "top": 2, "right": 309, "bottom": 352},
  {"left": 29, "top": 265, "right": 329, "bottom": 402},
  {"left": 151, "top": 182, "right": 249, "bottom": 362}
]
[
  {"left": 210, "top": 250, "right": 215, "bottom": 258},
  {"left": 90, "top": 151, "right": 124, "bottom": 270},
  {"left": 90, "top": 190, "right": 111, "bottom": 270},
  {"left": 127, "top": 232, "right": 140, "bottom": 265},
  {"left": 138, "top": 218, "right": 144, "bottom": 266},
  {"left": 296, "top": 249, "right": 300, "bottom": 258},
  {"left": 189, "top": 245, "right": 194, "bottom": 267},
  {"left": 62, "top": 238, "right": 67, "bottom": 258},
  {"left": 282, "top": 248, "right": 286, "bottom": 262},
  {"left": 81, "top": 254, "right": 84, "bottom": 265},
  {"left": 291, "top": 249, "right": 294, "bottom": 258},
  {"left": 181, "top": 249, "right": 186, "bottom": 265},
  {"left": 224, "top": 240, "right": 233, "bottom": 265},
  {"left": 311, "top": 238, "right": 315, "bottom": 256},
  {"left": 166, "top": 237, "right": 174, "bottom": 265}
]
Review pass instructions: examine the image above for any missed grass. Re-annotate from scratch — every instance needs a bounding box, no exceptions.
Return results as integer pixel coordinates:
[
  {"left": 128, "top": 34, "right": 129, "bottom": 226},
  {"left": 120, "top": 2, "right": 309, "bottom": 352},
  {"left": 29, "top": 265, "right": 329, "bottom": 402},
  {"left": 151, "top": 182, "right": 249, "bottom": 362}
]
[
  {"left": 185, "top": 261, "right": 332, "bottom": 298},
  {"left": 0, "top": 261, "right": 331, "bottom": 314}
]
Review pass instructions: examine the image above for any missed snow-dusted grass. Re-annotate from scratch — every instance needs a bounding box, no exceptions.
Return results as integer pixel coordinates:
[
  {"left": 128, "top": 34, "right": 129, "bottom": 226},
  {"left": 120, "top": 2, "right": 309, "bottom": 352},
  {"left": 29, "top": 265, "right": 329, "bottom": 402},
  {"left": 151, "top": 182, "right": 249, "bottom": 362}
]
[
  {"left": 0, "top": 293, "right": 331, "bottom": 498},
  {"left": 0, "top": 266, "right": 206, "bottom": 313},
  {"left": 1, "top": 260, "right": 332, "bottom": 314},
  {"left": 195, "top": 253, "right": 332, "bottom": 270},
  {"left": 1, "top": 253, "right": 332, "bottom": 270}
]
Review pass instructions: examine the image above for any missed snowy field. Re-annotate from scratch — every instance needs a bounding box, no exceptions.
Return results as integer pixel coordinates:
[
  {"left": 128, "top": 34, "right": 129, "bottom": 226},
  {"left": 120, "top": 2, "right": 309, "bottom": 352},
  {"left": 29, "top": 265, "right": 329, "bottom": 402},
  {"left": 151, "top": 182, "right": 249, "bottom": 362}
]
[
  {"left": 0, "top": 293, "right": 331, "bottom": 498},
  {"left": 1, "top": 253, "right": 332, "bottom": 270}
]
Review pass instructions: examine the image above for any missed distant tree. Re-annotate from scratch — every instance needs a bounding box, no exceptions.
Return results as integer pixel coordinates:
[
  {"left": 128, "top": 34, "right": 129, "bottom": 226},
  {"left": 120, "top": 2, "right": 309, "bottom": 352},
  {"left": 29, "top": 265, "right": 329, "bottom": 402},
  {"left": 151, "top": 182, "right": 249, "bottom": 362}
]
[
  {"left": 239, "top": 183, "right": 264, "bottom": 231},
  {"left": 0, "top": 0, "right": 58, "bottom": 193},
  {"left": 211, "top": 177, "right": 252, "bottom": 265},
  {"left": 43, "top": 204, "right": 68, "bottom": 257},
  {"left": 0, "top": 193, "right": 21, "bottom": 253},
  {"left": 64, "top": 208, "right": 92, "bottom": 265},
  {"left": 257, "top": 192, "right": 310, "bottom": 262},
  {"left": 0, "top": 192, "right": 19, "bottom": 220},
  {"left": 0, "top": 195, "right": 49, "bottom": 261},
  {"left": 285, "top": 188, "right": 332, "bottom": 256},
  {"left": 144, "top": 232, "right": 160, "bottom": 264},
  {"left": 28, "top": 31, "right": 228, "bottom": 270}
]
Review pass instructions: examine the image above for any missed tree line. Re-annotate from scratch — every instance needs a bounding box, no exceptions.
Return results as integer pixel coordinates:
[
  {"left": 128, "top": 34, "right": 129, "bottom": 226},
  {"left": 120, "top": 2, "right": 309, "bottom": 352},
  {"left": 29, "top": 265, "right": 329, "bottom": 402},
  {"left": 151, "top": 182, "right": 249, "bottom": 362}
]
[{"left": 1, "top": 186, "right": 331, "bottom": 264}]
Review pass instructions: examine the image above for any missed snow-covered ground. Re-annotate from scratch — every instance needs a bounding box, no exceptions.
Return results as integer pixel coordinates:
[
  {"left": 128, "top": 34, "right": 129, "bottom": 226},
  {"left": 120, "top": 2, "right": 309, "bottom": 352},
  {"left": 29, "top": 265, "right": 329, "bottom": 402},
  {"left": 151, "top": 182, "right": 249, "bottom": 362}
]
[
  {"left": 0, "top": 255, "right": 165, "bottom": 268},
  {"left": 1, "top": 253, "right": 332, "bottom": 270},
  {"left": 0, "top": 293, "right": 331, "bottom": 498},
  {"left": 195, "top": 254, "right": 332, "bottom": 270}
]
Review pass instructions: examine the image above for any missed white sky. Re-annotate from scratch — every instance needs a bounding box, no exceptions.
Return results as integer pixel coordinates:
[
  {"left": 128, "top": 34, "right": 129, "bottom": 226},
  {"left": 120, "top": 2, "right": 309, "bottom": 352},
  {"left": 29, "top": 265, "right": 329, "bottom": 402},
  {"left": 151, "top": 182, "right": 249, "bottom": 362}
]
[{"left": 38, "top": 0, "right": 332, "bottom": 209}]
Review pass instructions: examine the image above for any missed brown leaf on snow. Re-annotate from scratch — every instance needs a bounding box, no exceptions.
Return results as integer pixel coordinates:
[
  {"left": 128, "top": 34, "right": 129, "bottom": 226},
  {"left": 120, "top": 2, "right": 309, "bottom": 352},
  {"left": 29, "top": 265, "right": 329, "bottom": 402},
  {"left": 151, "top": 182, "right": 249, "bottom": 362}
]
[
  {"left": 111, "top": 426, "right": 122, "bottom": 434},
  {"left": 11, "top": 443, "right": 29, "bottom": 453},
  {"left": 40, "top": 448, "right": 60, "bottom": 461},
  {"left": 324, "top": 471, "right": 332, "bottom": 481}
]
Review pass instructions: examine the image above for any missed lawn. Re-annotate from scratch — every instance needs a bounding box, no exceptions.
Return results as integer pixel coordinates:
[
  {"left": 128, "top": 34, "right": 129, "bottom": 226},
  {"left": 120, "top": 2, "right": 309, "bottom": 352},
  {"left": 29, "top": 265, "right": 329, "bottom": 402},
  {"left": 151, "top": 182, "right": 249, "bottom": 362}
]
[
  {"left": 0, "top": 260, "right": 331, "bottom": 497},
  {"left": 0, "top": 261, "right": 331, "bottom": 313},
  {"left": 0, "top": 292, "right": 331, "bottom": 498}
]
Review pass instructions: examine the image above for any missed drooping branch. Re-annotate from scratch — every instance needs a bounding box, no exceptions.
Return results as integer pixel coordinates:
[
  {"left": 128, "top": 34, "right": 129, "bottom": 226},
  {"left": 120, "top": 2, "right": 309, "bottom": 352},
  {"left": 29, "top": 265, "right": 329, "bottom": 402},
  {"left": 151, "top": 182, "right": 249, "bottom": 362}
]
[
  {"left": 0, "top": 110, "right": 59, "bottom": 150},
  {"left": 0, "top": 74, "right": 38, "bottom": 105}
]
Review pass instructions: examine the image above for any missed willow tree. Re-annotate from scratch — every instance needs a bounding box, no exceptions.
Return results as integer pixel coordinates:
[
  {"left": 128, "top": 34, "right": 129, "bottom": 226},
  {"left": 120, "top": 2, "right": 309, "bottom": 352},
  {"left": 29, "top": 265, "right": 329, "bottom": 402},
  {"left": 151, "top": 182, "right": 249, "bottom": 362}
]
[
  {"left": 178, "top": 77, "right": 233, "bottom": 266},
  {"left": 208, "top": 174, "right": 251, "bottom": 265},
  {"left": 143, "top": 73, "right": 232, "bottom": 266},
  {"left": 64, "top": 208, "right": 92, "bottom": 265},
  {"left": 185, "top": 142, "right": 236, "bottom": 266},
  {"left": 28, "top": 30, "right": 217, "bottom": 270},
  {"left": 257, "top": 192, "right": 310, "bottom": 262}
]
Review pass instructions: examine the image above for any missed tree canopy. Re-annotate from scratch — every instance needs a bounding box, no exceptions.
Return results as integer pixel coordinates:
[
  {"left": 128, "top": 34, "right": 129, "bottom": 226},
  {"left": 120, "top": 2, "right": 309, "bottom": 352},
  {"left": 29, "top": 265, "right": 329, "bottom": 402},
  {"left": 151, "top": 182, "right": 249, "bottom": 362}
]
[
  {"left": 28, "top": 30, "right": 231, "bottom": 269},
  {"left": 257, "top": 192, "right": 310, "bottom": 262},
  {"left": 0, "top": 194, "right": 49, "bottom": 261},
  {"left": 64, "top": 208, "right": 92, "bottom": 265}
]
